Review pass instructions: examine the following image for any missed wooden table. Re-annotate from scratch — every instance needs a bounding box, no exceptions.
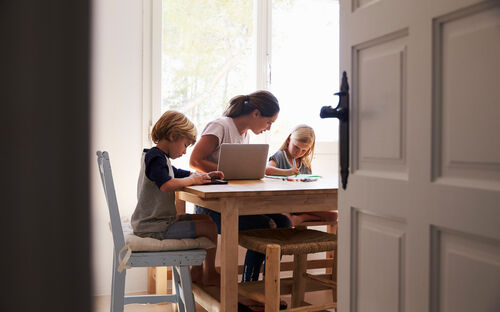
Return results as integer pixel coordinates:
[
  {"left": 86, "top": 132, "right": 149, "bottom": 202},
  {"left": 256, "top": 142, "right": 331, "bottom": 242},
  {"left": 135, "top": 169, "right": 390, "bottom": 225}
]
[{"left": 177, "top": 177, "right": 338, "bottom": 312}]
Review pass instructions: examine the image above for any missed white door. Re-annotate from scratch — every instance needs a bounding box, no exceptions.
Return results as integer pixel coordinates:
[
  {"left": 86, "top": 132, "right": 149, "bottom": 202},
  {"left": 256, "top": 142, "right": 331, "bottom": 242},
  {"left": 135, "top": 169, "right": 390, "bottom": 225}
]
[{"left": 337, "top": 0, "right": 500, "bottom": 311}]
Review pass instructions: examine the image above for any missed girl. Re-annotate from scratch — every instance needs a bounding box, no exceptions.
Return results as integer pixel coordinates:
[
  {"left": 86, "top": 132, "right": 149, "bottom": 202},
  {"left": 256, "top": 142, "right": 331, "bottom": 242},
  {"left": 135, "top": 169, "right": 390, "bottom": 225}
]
[
  {"left": 189, "top": 91, "right": 291, "bottom": 283},
  {"left": 266, "top": 124, "right": 338, "bottom": 226},
  {"left": 131, "top": 110, "right": 224, "bottom": 286}
]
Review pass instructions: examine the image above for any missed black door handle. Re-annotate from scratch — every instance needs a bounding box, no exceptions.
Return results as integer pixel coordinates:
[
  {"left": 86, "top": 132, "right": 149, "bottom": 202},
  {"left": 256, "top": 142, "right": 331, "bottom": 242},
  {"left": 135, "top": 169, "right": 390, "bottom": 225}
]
[{"left": 320, "top": 71, "right": 349, "bottom": 189}]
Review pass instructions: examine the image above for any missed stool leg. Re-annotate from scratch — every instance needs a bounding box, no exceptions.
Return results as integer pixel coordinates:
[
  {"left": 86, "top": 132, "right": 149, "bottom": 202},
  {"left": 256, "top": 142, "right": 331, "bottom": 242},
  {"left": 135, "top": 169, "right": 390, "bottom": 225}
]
[
  {"left": 265, "top": 244, "right": 281, "bottom": 312},
  {"left": 147, "top": 267, "right": 156, "bottom": 294},
  {"left": 332, "top": 243, "right": 338, "bottom": 303},
  {"left": 291, "top": 253, "right": 307, "bottom": 308},
  {"left": 325, "top": 223, "right": 337, "bottom": 275},
  {"left": 155, "top": 267, "right": 169, "bottom": 294}
]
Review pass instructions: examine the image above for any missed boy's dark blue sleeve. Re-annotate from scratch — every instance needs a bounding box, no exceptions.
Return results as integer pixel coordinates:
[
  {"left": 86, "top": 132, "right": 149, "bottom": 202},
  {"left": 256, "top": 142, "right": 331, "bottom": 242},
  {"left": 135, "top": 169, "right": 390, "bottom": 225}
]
[
  {"left": 172, "top": 166, "right": 191, "bottom": 178},
  {"left": 145, "top": 150, "right": 172, "bottom": 189}
]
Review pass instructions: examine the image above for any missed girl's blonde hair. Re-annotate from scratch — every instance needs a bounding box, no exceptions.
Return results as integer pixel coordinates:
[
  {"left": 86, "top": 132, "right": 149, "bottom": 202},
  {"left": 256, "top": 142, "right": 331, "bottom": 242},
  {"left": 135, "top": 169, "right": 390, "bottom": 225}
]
[
  {"left": 279, "top": 124, "right": 315, "bottom": 171},
  {"left": 151, "top": 110, "right": 197, "bottom": 144}
]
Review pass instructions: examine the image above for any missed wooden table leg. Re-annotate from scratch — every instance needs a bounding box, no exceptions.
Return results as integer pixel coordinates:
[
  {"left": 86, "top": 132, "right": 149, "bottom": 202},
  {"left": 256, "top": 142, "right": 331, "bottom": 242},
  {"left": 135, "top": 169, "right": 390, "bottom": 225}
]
[{"left": 220, "top": 198, "right": 239, "bottom": 312}]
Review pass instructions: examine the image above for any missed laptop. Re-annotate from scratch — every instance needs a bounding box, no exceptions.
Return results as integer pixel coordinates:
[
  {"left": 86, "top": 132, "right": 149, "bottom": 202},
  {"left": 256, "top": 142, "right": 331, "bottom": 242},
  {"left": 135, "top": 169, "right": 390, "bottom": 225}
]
[{"left": 217, "top": 143, "right": 269, "bottom": 180}]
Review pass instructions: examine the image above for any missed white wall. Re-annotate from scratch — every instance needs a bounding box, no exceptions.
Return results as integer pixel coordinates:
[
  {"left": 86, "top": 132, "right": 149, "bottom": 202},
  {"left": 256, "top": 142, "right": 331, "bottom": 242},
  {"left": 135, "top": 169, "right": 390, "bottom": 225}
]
[{"left": 91, "top": 0, "right": 147, "bottom": 296}]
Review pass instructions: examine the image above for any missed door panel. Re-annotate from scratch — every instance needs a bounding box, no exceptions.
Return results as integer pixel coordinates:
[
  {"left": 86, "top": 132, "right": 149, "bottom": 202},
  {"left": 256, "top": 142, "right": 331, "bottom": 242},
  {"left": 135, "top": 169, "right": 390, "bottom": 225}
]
[
  {"left": 433, "top": 3, "right": 500, "bottom": 187},
  {"left": 431, "top": 228, "right": 500, "bottom": 312},
  {"left": 352, "top": 209, "right": 407, "bottom": 312},
  {"left": 338, "top": 0, "right": 500, "bottom": 311},
  {"left": 354, "top": 30, "right": 408, "bottom": 177}
]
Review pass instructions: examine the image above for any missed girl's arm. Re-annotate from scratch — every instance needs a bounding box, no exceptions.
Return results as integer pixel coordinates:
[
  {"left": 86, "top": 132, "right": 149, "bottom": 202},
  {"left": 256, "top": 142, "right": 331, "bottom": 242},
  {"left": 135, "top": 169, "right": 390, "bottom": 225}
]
[
  {"left": 160, "top": 172, "right": 211, "bottom": 192},
  {"left": 189, "top": 135, "right": 219, "bottom": 173},
  {"left": 265, "top": 160, "right": 300, "bottom": 176}
]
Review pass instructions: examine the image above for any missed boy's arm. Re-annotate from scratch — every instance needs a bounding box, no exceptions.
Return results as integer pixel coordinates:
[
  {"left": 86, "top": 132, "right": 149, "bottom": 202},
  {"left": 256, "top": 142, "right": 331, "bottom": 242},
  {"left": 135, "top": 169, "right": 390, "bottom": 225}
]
[
  {"left": 146, "top": 152, "right": 210, "bottom": 192},
  {"left": 160, "top": 172, "right": 211, "bottom": 192}
]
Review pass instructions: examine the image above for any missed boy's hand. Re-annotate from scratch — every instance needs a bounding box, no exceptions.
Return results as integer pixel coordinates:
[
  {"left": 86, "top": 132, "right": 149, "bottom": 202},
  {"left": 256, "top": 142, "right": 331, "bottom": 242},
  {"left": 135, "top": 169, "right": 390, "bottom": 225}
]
[
  {"left": 208, "top": 171, "right": 225, "bottom": 180},
  {"left": 190, "top": 172, "right": 212, "bottom": 185}
]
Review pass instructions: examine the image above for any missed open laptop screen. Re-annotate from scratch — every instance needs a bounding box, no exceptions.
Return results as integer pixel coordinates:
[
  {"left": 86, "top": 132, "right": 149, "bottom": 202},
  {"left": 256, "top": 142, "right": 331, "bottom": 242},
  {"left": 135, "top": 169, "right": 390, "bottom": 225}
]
[{"left": 217, "top": 144, "right": 269, "bottom": 180}]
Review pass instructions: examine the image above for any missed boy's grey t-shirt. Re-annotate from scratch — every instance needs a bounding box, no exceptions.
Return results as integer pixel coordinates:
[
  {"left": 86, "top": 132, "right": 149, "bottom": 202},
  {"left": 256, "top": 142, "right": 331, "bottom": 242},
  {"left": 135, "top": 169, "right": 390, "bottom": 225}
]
[
  {"left": 269, "top": 150, "right": 311, "bottom": 174},
  {"left": 131, "top": 152, "right": 177, "bottom": 236}
]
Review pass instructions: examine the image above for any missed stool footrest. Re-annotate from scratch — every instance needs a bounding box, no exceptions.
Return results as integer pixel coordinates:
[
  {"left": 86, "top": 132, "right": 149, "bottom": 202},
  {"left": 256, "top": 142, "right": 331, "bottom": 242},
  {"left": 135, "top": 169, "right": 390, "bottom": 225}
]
[
  {"left": 238, "top": 276, "right": 334, "bottom": 301},
  {"left": 230, "top": 258, "right": 335, "bottom": 274},
  {"left": 304, "top": 273, "right": 337, "bottom": 288}
]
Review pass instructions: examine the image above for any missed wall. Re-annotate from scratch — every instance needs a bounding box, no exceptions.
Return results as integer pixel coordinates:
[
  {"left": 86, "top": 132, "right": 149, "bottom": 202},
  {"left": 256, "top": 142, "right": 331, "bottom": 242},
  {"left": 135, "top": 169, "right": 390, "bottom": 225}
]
[{"left": 91, "top": 0, "right": 146, "bottom": 296}]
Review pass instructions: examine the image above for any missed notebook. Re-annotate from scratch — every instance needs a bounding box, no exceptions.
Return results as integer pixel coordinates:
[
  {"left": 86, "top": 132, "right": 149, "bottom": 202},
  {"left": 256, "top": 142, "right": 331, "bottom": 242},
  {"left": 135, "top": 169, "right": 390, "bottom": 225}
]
[{"left": 217, "top": 143, "right": 269, "bottom": 180}]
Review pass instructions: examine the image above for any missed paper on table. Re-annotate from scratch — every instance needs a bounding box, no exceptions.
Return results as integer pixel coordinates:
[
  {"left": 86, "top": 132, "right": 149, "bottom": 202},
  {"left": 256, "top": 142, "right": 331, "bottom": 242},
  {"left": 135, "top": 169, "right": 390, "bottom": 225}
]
[{"left": 265, "top": 173, "right": 322, "bottom": 182}]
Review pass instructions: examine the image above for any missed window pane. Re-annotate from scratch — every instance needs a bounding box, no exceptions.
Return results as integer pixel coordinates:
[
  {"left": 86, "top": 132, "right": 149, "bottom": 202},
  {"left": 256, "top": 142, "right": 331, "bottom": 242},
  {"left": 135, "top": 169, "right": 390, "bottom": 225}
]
[
  {"left": 269, "top": 0, "right": 340, "bottom": 152},
  {"left": 161, "top": 0, "right": 256, "bottom": 130},
  {"left": 161, "top": 0, "right": 256, "bottom": 171}
]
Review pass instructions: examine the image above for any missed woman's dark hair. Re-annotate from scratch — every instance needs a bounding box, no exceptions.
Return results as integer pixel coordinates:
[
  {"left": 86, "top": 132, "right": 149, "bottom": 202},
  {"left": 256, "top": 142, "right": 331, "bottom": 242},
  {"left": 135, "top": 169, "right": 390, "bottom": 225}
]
[{"left": 223, "top": 90, "right": 280, "bottom": 118}]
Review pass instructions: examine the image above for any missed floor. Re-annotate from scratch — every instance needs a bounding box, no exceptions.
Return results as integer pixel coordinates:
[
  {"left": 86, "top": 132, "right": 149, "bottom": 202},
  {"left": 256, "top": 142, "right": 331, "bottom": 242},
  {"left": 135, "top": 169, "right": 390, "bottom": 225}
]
[{"left": 93, "top": 289, "right": 336, "bottom": 312}]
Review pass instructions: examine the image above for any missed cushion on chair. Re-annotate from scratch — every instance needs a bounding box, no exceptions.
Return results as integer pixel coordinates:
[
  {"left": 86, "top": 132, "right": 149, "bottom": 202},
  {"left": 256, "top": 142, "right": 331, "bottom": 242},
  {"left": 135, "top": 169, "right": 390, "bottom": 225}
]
[
  {"left": 121, "top": 222, "right": 215, "bottom": 251},
  {"left": 239, "top": 228, "right": 336, "bottom": 255},
  {"left": 126, "top": 234, "right": 214, "bottom": 251},
  {"left": 115, "top": 222, "right": 215, "bottom": 272}
]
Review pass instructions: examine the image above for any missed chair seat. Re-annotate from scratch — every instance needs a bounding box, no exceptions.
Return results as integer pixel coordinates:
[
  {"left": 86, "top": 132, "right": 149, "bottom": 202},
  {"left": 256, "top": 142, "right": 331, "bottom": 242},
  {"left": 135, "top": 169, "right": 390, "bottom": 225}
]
[
  {"left": 128, "top": 249, "right": 207, "bottom": 267},
  {"left": 121, "top": 221, "right": 215, "bottom": 252},
  {"left": 239, "top": 228, "right": 337, "bottom": 255},
  {"left": 126, "top": 233, "right": 215, "bottom": 252}
]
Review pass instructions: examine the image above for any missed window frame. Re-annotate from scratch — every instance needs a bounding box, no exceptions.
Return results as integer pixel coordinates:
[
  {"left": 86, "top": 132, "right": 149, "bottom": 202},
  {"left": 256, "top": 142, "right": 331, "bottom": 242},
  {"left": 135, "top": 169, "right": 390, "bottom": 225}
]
[{"left": 142, "top": 0, "right": 163, "bottom": 148}]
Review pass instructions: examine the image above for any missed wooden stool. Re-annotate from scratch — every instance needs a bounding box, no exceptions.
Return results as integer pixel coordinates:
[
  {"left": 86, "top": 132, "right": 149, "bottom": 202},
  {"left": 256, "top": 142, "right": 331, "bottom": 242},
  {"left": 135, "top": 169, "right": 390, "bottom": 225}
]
[{"left": 238, "top": 228, "right": 337, "bottom": 312}]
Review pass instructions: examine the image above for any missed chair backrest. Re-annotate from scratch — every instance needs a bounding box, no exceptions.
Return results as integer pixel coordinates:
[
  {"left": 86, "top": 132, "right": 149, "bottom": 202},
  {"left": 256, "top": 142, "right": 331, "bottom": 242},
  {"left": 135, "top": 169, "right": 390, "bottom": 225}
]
[{"left": 96, "top": 151, "right": 126, "bottom": 252}]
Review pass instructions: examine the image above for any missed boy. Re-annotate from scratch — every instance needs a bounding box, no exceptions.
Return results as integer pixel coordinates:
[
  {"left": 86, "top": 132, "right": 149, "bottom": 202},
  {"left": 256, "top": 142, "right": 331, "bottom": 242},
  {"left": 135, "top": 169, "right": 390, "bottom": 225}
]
[{"left": 131, "top": 110, "right": 223, "bottom": 285}]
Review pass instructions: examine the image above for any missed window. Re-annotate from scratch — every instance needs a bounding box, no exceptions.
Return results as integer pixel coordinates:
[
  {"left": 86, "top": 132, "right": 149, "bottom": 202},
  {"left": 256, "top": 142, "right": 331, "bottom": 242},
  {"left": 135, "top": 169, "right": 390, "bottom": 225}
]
[
  {"left": 161, "top": 0, "right": 256, "bottom": 133},
  {"left": 144, "top": 0, "right": 339, "bottom": 172}
]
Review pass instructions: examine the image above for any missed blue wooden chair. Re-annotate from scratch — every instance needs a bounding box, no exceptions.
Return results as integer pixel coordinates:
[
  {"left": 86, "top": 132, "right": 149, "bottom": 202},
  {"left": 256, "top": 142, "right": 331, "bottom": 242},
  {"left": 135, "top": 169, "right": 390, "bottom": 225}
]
[{"left": 96, "top": 151, "right": 207, "bottom": 312}]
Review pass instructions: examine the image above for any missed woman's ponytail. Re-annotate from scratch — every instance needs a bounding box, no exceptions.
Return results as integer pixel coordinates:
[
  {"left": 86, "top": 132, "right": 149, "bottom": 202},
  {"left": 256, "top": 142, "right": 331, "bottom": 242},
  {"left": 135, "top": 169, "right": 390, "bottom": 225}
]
[{"left": 224, "top": 90, "right": 279, "bottom": 118}]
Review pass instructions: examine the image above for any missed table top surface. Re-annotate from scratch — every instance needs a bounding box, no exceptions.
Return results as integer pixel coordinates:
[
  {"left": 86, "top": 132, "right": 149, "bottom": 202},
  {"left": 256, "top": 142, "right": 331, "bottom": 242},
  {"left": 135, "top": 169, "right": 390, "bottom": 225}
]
[{"left": 181, "top": 176, "right": 338, "bottom": 199}]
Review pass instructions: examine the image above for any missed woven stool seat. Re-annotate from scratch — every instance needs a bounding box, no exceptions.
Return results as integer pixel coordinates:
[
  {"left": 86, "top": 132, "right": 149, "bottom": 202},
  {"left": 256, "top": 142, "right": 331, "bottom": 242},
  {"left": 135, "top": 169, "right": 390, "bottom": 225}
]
[{"left": 239, "top": 228, "right": 337, "bottom": 255}]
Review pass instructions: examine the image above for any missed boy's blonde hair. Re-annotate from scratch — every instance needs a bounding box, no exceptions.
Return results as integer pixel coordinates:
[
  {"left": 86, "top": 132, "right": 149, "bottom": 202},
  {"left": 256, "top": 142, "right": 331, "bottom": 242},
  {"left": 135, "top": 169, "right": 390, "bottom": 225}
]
[
  {"left": 151, "top": 110, "right": 197, "bottom": 144},
  {"left": 279, "top": 124, "right": 315, "bottom": 171}
]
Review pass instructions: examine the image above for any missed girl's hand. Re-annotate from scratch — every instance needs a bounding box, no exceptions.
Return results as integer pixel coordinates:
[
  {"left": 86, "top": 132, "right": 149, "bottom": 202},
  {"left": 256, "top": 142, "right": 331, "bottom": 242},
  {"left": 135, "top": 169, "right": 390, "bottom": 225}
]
[
  {"left": 190, "top": 172, "right": 212, "bottom": 185},
  {"left": 208, "top": 171, "right": 225, "bottom": 180},
  {"left": 288, "top": 167, "right": 300, "bottom": 176}
]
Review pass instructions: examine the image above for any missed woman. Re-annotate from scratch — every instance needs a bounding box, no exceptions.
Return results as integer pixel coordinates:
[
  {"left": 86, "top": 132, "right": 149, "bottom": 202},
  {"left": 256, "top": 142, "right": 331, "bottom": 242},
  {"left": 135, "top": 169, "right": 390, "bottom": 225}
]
[{"left": 190, "top": 90, "right": 291, "bottom": 283}]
